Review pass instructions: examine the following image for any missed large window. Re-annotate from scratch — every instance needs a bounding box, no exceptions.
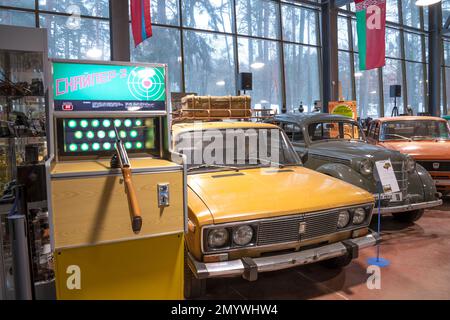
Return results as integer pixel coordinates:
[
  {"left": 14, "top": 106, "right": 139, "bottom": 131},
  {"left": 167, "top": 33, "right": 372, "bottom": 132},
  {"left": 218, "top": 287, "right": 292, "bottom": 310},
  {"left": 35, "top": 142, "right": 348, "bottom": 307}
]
[
  {"left": 383, "top": 58, "right": 404, "bottom": 116},
  {"left": 185, "top": 31, "right": 236, "bottom": 96},
  {"left": 0, "top": 0, "right": 110, "bottom": 60},
  {"left": 128, "top": 0, "right": 321, "bottom": 113},
  {"left": 239, "top": 38, "right": 282, "bottom": 110}
]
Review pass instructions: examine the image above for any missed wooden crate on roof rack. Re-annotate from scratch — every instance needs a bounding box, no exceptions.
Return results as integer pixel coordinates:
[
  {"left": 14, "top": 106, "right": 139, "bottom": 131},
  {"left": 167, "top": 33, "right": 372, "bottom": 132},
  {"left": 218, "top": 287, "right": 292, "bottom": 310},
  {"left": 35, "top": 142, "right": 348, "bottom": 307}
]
[{"left": 173, "top": 95, "right": 252, "bottom": 121}]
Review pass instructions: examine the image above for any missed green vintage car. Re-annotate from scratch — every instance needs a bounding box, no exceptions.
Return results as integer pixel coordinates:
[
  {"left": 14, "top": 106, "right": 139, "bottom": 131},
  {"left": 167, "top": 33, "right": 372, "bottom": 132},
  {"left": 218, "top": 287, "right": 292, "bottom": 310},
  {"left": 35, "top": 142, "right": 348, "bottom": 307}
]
[
  {"left": 269, "top": 113, "right": 442, "bottom": 222},
  {"left": 443, "top": 115, "right": 450, "bottom": 124}
]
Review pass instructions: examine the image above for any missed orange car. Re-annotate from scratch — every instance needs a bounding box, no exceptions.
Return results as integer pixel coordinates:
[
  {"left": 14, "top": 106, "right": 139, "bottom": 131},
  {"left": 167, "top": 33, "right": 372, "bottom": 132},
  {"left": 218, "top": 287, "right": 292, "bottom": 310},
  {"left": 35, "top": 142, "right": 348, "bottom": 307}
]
[{"left": 366, "top": 116, "right": 450, "bottom": 195}]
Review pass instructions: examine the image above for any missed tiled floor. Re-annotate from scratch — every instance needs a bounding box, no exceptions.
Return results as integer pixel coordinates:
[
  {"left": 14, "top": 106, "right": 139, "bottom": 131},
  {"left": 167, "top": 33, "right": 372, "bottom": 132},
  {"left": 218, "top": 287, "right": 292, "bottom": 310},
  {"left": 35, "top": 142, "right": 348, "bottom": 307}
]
[{"left": 201, "top": 198, "right": 450, "bottom": 300}]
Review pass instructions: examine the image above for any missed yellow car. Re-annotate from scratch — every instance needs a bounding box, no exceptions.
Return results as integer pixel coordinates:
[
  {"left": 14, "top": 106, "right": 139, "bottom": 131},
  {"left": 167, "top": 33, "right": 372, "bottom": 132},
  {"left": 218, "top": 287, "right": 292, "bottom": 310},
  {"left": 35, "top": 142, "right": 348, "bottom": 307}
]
[{"left": 172, "top": 121, "right": 378, "bottom": 298}]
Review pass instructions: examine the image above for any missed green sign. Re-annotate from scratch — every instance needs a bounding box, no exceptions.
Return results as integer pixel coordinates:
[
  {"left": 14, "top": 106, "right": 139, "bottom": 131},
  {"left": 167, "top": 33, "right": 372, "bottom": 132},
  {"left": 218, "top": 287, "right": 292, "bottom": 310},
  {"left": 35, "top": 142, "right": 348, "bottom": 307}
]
[
  {"left": 52, "top": 61, "right": 166, "bottom": 112},
  {"left": 331, "top": 104, "right": 354, "bottom": 118}
]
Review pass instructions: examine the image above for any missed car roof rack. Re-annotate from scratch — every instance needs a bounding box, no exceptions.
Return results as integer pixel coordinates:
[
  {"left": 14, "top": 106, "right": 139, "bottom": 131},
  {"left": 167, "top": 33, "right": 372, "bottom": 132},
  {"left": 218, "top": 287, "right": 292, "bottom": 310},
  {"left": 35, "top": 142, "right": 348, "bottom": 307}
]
[{"left": 171, "top": 95, "right": 276, "bottom": 123}]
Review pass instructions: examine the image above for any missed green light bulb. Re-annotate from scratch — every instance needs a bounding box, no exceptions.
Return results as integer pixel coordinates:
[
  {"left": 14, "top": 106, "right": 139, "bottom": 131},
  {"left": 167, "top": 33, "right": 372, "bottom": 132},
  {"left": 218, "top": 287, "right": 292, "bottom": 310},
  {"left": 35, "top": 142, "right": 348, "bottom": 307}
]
[
  {"left": 130, "top": 130, "right": 138, "bottom": 138},
  {"left": 108, "top": 130, "right": 116, "bottom": 138},
  {"left": 87, "top": 131, "right": 95, "bottom": 139},
  {"left": 92, "top": 143, "right": 100, "bottom": 151},
  {"left": 103, "top": 142, "right": 111, "bottom": 150},
  {"left": 98, "top": 130, "right": 106, "bottom": 139},
  {"left": 80, "top": 120, "right": 88, "bottom": 128},
  {"left": 135, "top": 142, "right": 143, "bottom": 149},
  {"left": 125, "top": 142, "right": 132, "bottom": 149},
  {"left": 102, "top": 119, "right": 111, "bottom": 127},
  {"left": 74, "top": 131, "right": 83, "bottom": 139},
  {"left": 81, "top": 143, "right": 89, "bottom": 151},
  {"left": 92, "top": 120, "right": 100, "bottom": 127},
  {"left": 114, "top": 119, "right": 122, "bottom": 127},
  {"left": 135, "top": 119, "right": 142, "bottom": 126},
  {"left": 124, "top": 119, "right": 132, "bottom": 127},
  {"left": 120, "top": 130, "right": 126, "bottom": 138},
  {"left": 68, "top": 120, "right": 77, "bottom": 128},
  {"left": 69, "top": 144, "right": 78, "bottom": 151}
]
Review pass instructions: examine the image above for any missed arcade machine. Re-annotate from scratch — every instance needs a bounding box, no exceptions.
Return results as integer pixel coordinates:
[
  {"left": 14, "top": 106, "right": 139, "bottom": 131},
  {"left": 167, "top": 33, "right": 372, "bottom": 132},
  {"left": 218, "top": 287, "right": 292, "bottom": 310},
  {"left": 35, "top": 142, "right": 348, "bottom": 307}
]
[{"left": 45, "top": 60, "right": 186, "bottom": 299}]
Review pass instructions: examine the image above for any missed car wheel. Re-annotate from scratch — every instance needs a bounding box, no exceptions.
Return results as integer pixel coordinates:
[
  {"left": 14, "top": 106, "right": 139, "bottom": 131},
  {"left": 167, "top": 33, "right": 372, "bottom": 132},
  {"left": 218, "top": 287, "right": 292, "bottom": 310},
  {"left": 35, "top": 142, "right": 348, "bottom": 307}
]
[
  {"left": 392, "top": 209, "right": 424, "bottom": 222},
  {"left": 320, "top": 253, "right": 353, "bottom": 269},
  {"left": 184, "top": 250, "right": 207, "bottom": 299}
]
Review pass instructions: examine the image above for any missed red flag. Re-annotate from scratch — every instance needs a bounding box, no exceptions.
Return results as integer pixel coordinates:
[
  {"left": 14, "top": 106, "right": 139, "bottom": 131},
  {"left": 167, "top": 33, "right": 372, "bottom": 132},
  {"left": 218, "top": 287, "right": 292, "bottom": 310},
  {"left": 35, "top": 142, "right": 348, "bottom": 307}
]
[
  {"left": 355, "top": 0, "right": 386, "bottom": 70},
  {"left": 130, "top": 0, "right": 153, "bottom": 47}
]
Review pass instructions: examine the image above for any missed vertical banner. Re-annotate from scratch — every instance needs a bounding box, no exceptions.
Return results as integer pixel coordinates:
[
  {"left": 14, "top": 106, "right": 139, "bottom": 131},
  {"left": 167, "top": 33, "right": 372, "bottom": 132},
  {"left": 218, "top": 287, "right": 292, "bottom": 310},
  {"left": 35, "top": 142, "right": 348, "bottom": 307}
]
[
  {"left": 355, "top": 0, "right": 386, "bottom": 71},
  {"left": 130, "top": 0, "right": 153, "bottom": 47}
]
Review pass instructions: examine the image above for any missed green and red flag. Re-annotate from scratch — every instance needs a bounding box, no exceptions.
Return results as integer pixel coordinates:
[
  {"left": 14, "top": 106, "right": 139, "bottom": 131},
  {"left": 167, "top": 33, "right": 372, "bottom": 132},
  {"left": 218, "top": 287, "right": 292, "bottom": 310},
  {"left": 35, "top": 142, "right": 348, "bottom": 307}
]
[
  {"left": 130, "top": 0, "right": 153, "bottom": 47},
  {"left": 355, "top": 0, "right": 386, "bottom": 70}
]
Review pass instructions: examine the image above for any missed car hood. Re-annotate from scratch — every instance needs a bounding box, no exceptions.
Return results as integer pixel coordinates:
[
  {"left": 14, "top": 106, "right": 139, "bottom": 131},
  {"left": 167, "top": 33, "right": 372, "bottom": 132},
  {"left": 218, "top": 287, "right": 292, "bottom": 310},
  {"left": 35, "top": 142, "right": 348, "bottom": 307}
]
[
  {"left": 187, "top": 166, "right": 373, "bottom": 224},
  {"left": 379, "top": 140, "right": 450, "bottom": 160},
  {"left": 310, "top": 140, "right": 403, "bottom": 162}
]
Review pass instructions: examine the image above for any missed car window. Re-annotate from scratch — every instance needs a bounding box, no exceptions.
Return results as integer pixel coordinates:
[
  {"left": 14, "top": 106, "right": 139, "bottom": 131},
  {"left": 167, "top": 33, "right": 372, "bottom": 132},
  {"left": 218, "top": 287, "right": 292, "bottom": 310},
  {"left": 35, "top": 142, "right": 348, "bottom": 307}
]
[
  {"left": 374, "top": 122, "right": 380, "bottom": 139},
  {"left": 367, "top": 123, "right": 374, "bottom": 138},
  {"left": 282, "top": 123, "right": 304, "bottom": 143},
  {"left": 307, "top": 121, "right": 363, "bottom": 142},
  {"left": 381, "top": 120, "right": 450, "bottom": 141}
]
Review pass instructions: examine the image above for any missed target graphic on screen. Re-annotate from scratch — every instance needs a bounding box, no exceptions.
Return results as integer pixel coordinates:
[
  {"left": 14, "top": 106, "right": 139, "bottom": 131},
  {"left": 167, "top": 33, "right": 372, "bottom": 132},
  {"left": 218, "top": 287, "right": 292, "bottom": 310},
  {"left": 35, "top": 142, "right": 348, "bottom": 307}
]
[{"left": 127, "top": 67, "right": 165, "bottom": 101}]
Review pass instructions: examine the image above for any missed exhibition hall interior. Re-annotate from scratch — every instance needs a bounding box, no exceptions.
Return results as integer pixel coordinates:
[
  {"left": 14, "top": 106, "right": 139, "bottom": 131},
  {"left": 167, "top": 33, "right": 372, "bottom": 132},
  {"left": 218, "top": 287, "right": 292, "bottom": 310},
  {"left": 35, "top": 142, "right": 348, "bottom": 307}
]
[{"left": 0, "top": 0, "right": 450, "bottom": 301}]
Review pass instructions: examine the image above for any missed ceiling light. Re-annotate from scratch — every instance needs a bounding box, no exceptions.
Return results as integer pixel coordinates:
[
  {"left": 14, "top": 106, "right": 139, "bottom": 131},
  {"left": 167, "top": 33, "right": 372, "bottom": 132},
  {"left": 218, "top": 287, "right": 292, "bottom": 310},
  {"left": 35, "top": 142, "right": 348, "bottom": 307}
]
[
  {"left": 250, "top": 62, "right": 265, "bottom": 69},
  {"left": 86, "top": 47, "right": 102, "bottom": 59},
  {"left": 354, "top": 72, "right": 363, "bottom": 77},
  {"left": 415, "top": 0, "right": 441, "bottom": 6},
  {"left": 216, "top": 80, "right": 225, "bottom": 86},
  {"left": 370, "top": 91, "right": 377, "bottom": 94}
]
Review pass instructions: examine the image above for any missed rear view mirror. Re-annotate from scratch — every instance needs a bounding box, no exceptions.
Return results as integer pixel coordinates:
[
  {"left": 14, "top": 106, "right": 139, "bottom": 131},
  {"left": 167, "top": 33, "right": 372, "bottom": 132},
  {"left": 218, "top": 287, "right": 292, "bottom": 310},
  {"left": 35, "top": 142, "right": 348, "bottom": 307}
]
[{"left": 300, "top": 151, "right": 309, "bottom": 164}]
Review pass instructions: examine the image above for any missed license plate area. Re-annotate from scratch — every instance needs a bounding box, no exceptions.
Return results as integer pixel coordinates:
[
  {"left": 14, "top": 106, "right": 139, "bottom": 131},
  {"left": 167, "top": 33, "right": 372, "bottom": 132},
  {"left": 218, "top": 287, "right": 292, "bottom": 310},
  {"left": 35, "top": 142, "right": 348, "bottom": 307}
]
[{"left": 390, "top": 192, "right": 403, "bottom": 202}]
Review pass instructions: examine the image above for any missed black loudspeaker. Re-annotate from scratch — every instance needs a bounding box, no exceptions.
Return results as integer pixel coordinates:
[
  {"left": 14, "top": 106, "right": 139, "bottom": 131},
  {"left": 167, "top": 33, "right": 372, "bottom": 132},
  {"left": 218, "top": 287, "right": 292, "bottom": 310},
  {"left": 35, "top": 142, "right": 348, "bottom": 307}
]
[
  {"left": 238, "top": 72, "right": 252, "bottom": 91},
  {"left": 390, "top": 85, "right": 401, "bottom": 98}
]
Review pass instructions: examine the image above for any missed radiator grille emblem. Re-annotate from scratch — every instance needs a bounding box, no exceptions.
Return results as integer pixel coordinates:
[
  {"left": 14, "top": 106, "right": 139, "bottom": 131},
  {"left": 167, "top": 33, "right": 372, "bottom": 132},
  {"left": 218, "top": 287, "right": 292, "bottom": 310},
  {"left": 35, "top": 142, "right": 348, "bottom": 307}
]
[{"left": 433, "top": 162, "right": 440, "bottom": 170}]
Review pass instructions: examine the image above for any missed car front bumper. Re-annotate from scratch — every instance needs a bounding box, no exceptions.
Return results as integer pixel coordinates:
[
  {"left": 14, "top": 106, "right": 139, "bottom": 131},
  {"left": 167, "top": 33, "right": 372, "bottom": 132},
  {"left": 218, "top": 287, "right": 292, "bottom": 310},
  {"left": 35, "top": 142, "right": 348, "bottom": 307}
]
[
  {"left": 372, "top": 199, "right": 442, "bottom": 214},
  {"left": 187, "top": 231, "right": 379, "bottom": 281}
]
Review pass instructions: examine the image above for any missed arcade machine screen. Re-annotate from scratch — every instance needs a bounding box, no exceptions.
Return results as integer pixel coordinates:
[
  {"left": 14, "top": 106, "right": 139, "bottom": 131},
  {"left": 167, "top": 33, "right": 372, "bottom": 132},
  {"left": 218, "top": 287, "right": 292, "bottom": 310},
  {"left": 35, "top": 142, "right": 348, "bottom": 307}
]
[{"left": 57, "top": 117, "right": 159, "bottom": 157}]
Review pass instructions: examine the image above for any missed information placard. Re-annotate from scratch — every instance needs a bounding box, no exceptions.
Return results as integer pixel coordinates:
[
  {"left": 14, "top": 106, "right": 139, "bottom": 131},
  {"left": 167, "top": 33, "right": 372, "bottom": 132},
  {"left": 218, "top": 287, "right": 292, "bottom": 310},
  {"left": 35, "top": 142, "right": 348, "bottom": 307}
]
[
  {"left": 375, "top": 159, "right": 400, "bottom": 194},
  {"left": 52, "top": 61, "right": 166, "bottom": 112}
]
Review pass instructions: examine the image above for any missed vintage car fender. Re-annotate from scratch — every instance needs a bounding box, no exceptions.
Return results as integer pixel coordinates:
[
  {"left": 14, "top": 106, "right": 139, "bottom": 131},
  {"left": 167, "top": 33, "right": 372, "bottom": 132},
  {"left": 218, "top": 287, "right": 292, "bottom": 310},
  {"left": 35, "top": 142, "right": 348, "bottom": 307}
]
[
  {"left": 413, "top": 163, "right": 439, "bottom": 202},
  {"left": 315, "top": 163, "right": 372, "bottom": 191}
]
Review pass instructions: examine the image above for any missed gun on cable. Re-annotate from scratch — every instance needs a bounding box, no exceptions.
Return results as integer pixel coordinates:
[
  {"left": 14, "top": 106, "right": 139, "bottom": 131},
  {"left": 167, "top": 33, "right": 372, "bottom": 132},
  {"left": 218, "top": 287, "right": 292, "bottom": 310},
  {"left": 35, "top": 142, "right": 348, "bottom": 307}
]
[{"left": 113, "top": 126, "right": 142, "bottom": 234}]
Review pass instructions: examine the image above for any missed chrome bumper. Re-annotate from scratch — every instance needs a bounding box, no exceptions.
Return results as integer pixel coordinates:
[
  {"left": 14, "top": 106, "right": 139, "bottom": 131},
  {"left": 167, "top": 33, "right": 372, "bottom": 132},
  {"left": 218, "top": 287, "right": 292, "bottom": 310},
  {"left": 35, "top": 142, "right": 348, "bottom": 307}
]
[
  {"left": 372, "top": 199, "right": 443, "bottom": 214},
  {"left": 187, "top": 231, "right": 379, "bottom": 280}
]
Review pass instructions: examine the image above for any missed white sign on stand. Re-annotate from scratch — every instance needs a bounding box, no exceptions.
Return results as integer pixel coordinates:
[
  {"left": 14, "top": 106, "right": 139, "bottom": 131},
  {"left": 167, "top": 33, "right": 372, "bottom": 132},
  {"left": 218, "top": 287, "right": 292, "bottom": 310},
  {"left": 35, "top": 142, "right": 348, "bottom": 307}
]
[{"left": 375, "top": 159, "right": 400, "bottom": 194}]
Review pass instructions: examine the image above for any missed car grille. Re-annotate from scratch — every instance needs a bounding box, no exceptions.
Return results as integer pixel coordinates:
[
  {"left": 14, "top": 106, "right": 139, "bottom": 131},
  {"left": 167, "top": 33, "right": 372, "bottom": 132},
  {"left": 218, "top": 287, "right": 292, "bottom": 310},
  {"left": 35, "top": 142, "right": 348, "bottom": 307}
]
[
  {"left": 390, "top": 161, "right": 408, "bottom": 202},
  {"left": 417, "top": 161, "right": 450, "bottom": 172},
  {"left": 256, "top": 211, "right": 340, "bottom": 246}
]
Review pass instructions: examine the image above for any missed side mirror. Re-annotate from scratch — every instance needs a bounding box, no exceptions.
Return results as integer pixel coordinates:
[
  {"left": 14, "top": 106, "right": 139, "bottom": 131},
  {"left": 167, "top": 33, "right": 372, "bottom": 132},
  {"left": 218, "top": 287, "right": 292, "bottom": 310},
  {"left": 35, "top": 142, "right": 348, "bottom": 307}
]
[{"left": 300, "top": 151, "right": 309, "bottom": 164}]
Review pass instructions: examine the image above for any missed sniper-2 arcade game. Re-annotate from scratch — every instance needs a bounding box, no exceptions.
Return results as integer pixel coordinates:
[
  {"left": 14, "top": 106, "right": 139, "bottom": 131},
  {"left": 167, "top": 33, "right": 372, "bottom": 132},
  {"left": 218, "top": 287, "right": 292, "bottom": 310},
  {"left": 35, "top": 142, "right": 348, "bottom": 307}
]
[{"left": 45, "top": 60, "right": 186, "bottom": 299}]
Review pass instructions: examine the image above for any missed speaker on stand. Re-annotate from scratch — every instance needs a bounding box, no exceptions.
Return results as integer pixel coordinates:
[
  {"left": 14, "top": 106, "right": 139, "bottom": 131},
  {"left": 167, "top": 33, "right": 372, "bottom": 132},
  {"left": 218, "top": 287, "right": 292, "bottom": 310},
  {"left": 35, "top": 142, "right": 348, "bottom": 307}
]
[
  {"left": 390, "top": 85, "right": 401, "bottom": 117},
  {"left": 238, "top": 72, "right": 252, "bottom": 95}
]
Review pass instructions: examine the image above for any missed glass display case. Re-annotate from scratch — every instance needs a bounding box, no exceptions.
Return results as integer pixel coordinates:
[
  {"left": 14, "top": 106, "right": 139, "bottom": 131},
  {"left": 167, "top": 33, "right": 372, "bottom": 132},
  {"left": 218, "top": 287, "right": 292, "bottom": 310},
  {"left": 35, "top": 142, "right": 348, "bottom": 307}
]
[{"left": 0, "top": 25, "right": 52, "bottom": 300}]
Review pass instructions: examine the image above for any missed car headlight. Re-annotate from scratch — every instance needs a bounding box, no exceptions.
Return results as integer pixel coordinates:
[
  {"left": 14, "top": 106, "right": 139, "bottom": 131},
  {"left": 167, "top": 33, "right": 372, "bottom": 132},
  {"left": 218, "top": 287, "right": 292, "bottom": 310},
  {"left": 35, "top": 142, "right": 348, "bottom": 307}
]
[
  {"left": 405, "top": 156, "right": 416, "bottom": 173},
  {"left": 352, "top": 208, "right": 366, "bottom": 224},
  {"left": 232, "top": 225, "right": 254, "bottom": 246},
  {"left": 337, "top": 211, "right": 350, "bottom": 228},
  {"left": 359, "top": 159, "right": 373, "bottom": 176},
  {"left": 207, "top": 228, "right": 229, "bottom": 248}
]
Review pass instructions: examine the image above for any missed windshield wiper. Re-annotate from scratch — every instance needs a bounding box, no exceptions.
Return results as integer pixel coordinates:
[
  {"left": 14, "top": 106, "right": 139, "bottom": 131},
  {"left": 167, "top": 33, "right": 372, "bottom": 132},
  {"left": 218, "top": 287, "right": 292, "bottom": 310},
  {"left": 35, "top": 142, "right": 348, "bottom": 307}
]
[
  {"left": 411, "top": 136, "right": 435, "bottom": 141},
  {"left": 247, "top": 157, "right": 299, "bottom": 169},
  {"left": 187, "top": 164, "right": 240, "bottom": 172},
  {"left": 383, "top": 133, "right": 411, "bottom": 141}
]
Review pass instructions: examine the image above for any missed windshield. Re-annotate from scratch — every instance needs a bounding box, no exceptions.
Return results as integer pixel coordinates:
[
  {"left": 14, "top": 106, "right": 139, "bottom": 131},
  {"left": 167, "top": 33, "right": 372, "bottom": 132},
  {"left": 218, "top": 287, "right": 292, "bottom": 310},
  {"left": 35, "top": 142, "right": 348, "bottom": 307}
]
[
  {"left": 381, "top": 120, "right": 450, "bottom": 141},
  {"left": 174, "top": 127, "right": 300, "bottom": 172},
  {"left": 307, "top": 121, "right": 364, "bottom": 142}
]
